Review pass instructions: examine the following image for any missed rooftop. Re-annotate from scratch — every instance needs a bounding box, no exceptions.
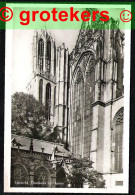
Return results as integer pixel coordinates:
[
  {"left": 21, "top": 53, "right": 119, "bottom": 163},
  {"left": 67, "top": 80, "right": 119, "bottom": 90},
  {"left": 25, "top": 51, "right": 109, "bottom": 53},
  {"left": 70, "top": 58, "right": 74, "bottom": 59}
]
[{"left": 11, "top": 134, "right": 71, "bottom": 158}]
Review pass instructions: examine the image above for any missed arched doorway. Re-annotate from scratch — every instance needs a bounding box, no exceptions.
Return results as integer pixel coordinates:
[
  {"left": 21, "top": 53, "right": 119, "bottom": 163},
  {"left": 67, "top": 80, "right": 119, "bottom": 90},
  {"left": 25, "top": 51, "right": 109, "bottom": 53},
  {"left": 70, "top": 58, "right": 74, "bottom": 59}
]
[{"left": 56, "top": 167, "right": 67, "bottom": 188}]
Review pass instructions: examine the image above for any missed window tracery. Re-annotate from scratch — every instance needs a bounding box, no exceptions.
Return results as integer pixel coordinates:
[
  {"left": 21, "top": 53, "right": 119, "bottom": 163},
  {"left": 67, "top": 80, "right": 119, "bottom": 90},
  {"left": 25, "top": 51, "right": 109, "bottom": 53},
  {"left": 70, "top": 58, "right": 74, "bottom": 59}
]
[
  {"left": 34, "top": 167, "right": 48, "bottom": 187},
  {"left": 38, "top": 39, "right": 44, "bottom": 71},
  {"left": 71, "top": 52, "right": 95, "bottom": 158},
  {"left": 112, "top": 108, "right": 123, "bottom": 173},
  {"left": 46, "top": 39, "right": 51, "bottom": 72},
  {"left": 11, "top": 164, "right": 28, "bottom": 187}
]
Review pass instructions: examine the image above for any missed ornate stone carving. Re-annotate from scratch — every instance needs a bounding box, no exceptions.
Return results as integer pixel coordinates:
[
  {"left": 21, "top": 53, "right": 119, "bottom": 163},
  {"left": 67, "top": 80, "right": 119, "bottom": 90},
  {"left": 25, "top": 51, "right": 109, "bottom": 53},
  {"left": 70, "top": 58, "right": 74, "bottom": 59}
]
[
  {"left": 115, "top": 110, "right": 124, "bottom": 126},
  {"left": 34, "top": 167, "right": 48, "bottom": 184}
]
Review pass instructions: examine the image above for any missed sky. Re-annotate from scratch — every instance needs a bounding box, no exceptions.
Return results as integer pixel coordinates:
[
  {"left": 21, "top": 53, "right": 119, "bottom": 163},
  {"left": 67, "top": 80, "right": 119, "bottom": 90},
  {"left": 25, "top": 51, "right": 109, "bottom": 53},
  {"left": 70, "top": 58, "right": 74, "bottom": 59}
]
[
  {"left": 12, "top": 29, "right": 80, "bottom": 94},
  {"left": 11, "top": 8, "right": 124, "bottom": 94}
]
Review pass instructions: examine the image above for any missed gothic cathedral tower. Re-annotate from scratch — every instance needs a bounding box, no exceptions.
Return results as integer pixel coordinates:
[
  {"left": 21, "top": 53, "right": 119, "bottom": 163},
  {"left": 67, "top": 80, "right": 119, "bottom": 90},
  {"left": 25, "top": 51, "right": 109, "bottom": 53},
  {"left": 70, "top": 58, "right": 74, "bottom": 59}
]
[{"left": 27, "top": 29, "right": 69, "bottom": 144}]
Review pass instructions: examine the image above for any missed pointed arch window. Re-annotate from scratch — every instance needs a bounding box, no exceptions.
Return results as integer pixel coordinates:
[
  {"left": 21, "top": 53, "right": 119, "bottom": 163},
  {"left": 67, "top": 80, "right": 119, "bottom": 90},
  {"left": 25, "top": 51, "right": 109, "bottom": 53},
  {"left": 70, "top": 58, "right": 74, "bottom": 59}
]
[
  {"left": 39, "top": 79, "right": 43, "bottom": 103},
  {"left": 112, "top": 108, "right": 123, "bottom": 173},
  {"left": 45, "top": 83, "right": 51, "bottom": 121},
  {"left": 96, "top": 44, "right": 100, "bottom": 59},
  {"left": 71, "top": 52, "right": 95, "bottom": 158},
  {"left": 53, "top": 86, "right": 56, "bottom": 116},
  {"left": 34, "top": 166, "right": 48, "bottom": 187},
  {"left": 46, "top": 39, "right": 51, "bottom": 72},
  {"left": 54, "top": 45, "right": 56, "bottom": 76},
  {"left": 38, "top": 39, "right": 44, "bottom": 72},
  {"left": 11, "top": 164, "right": 28, "bottom": 187},
  {"left": 72, "top": 68, "right": 84, "bottom": 158},
  {"left": 117, "top": 57, "right": 124, "bottom": 97}
]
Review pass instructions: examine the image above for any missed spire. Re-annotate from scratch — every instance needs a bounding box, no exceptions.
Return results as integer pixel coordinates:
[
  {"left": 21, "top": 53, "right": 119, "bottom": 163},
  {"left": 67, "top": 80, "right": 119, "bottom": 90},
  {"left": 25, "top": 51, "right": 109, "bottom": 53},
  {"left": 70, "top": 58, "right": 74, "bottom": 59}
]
[
  {"left": 62, "top": 42, "right": 65, "bottom": 49},
  {"left": 34, "top": 29, "right": 38, "bottom": 36}
]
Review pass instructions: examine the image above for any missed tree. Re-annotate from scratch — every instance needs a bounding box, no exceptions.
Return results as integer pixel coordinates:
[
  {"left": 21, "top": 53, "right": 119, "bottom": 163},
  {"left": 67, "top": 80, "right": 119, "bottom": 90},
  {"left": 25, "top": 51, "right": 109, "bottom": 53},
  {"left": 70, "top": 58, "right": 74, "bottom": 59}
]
[
  {"left": 67, "top": 157, "right": 105, "bottom": 188},
  {"left": 45, "top": 126, "right": 62, "bottom": 143},
  {"left": 11, "top": 92, "right": 61, "bottom": 142}
]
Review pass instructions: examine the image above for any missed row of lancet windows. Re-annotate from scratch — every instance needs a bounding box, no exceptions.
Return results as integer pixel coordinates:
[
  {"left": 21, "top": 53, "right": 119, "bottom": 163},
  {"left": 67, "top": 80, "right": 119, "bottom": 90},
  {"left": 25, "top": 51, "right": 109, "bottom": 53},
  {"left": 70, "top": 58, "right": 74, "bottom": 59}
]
[
  {"left": 38, "top": 38, "right": 51, "bottom": 72},
  {"left": 39, "top": 79, "right": 56, "bottom": 120},
  {"left": 71, "top": 52, "right": 123, "bottom": 173}
]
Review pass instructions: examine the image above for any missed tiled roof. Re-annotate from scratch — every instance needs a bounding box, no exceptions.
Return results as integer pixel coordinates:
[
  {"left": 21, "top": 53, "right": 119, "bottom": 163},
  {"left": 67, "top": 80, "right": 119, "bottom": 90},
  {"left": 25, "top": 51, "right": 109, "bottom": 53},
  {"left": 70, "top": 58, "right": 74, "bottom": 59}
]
[{"left": 11, "top": 134, "right": 71, "bottom": 158}]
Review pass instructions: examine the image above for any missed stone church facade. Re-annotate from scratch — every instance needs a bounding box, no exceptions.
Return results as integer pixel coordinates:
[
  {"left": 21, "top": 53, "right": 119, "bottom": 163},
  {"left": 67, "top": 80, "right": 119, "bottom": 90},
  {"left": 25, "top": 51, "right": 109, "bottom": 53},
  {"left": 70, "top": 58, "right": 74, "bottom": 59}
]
[
  {"left": 68, "top": 20, "right": 124, "bottom": 188},
  {"left": 26, "top": 11, "right": 124, "bottom": 188},
  {"left": 11, "top": 134, "right": 71, "bottom": 188}
]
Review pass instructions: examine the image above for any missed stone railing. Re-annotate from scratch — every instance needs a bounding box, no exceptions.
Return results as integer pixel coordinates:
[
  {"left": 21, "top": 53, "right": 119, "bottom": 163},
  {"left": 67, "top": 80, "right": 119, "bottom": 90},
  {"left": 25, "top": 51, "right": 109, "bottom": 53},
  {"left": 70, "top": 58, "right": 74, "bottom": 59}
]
[{"left": 35, "top": 70, "right": 56, "bottom": 83}]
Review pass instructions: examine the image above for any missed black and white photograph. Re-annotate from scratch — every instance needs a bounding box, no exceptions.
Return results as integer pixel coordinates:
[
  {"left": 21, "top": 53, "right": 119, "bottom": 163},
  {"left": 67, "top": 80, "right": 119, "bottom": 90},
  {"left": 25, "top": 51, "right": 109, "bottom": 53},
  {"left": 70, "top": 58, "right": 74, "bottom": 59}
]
[{"left": 4, "top": 4, "right": 130, "bottom": 193}]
